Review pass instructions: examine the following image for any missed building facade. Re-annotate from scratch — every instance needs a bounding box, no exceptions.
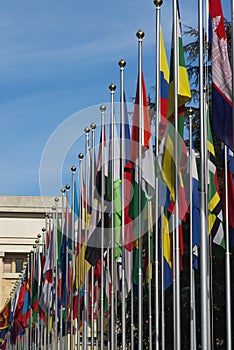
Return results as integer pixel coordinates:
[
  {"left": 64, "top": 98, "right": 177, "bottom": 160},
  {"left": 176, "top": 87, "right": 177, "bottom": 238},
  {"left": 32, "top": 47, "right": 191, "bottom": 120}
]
[{"left": 0, "top": 195, "right": 63, "bottom": 309}]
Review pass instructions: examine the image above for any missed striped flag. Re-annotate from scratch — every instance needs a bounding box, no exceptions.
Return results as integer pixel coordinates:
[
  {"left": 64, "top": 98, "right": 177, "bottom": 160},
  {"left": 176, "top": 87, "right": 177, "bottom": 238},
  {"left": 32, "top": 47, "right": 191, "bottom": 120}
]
[
  {"left": 160, "top": 27, "right": 170, "bottom": 125},
  {"left": 167, "top": 4, "right": 191, "bottom": 132},
  {"left": 163, "top": 209, "right": 173, "bottom": 289},
  {"left": 209, "top": 0, "right": 233, "bottom": 151},
  {"left": 129, "top": 71, "right": 155, "bottom": 224},
  {"left": 161, "top": 6, "right": 191, "bottom": 211},
  {"left": 206, "top": 104, "right": 225, "bottom": 249}
]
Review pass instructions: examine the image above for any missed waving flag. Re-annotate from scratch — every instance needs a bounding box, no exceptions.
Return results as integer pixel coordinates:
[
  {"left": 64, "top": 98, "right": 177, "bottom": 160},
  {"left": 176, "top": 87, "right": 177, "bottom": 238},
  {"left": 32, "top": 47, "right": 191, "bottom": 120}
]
[
  {"left": 206, "top": 104, "right": 225, "bottom": 249},
  {"left": 223, "top": 149, "right": 234, "bottom": 247},
  {"left": 129, "top": 71, "right": 155, "bottom": 224},
  {"left": 191, "top": 146, "right": 200, "bottom": 269},
  {"left": 209, "top": 0, "right": 233, "bottom": 151},
  {"left": 160, "top": 27, "right": 169, "bottom": 124},
  {"left": 161, "top": 6, "right": 191, "bottom": 216}
]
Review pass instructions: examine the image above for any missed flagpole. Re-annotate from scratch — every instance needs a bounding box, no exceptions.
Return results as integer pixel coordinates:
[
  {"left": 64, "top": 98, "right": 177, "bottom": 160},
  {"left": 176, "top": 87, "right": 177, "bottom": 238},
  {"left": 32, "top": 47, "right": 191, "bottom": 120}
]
[
  {"left": 52, "top": 203, "right": 58, "bottom": 350},
  {"left": 46, "top": 215, "right": 51, "bottom": 350},
  {"left": 60, "top": 188, "right": 65, "bottom": 350},
  {"left": 199, "top": 0, "right": 209, "bottom": 348},
  {"left": 100, "top": 104, "right": 106, "bottom": 350},
  {"left": 55, "top": 197, "right": 60, "bottom": 349},
  {"left": 224, "top": 145, "right": 232, "bottom": 350},
  {"left": 109, "top": 83, "right": 117, "bottom": 350},
  {"left": 136, "top": 29, "right": 144, "bottom": 350},
  {"left": 204, "top": 91, "right": 213, "bottom": 350},
  {"left": 90, "top": 122, "right": 96, "bottom": 350},
  {"left": 64, "top": 184, "right": 70, "bottom": 349},
  {"left": 153, "top": 1, "right": 162, "bottom": 349},
  {"left": 70, "top": 166, "right": 76, "bottom": 350},
  {"left": 77, "top": 154, "right": 84, "bottom": 350},
  {"left": 131, "top": 283, "right": 134, "bottom": 350},
  {"left": 119, "top": 58, "right": 127, "bottom": 350},
  {"left": 83, "top": 127, "right": 90, "bottom": 350},
  {"left": 160, "top": 207, "right": 165, "bottom": 350},
  {"left": 147, "top": 201, "right": 152, "bottom": 350},
  {"left": 29, "top": 250, "right": 33, "bottom": 350},
  {"left": 188, "top": 108, "right": 197, "bottom": 350},
  {"left": 172, "top": 1, "right": 181, "bottom": 348},
  {"left": 41, "top": 225, "right": 47, "bottom": 350}
]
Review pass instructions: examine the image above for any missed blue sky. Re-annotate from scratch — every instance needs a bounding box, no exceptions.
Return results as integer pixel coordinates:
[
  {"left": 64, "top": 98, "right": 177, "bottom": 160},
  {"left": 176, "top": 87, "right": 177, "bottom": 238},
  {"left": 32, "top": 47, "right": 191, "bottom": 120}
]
[{"left": 0, "top": 0, "right": 230, "bottom": 196}]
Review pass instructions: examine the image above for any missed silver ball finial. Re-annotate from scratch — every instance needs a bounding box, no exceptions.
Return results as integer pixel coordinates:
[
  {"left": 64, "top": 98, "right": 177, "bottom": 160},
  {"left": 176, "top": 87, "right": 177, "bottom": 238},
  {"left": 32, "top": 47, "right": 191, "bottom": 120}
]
[
  {"left": 154, "top": 0, "right": 163, "bottom": 7},
  {"left": 136, "top": 29, "right": 145, "bottom": 39},
  {"left": 100, "top": 105, "right": 106, "bottom": 112},
  {"left": 118, "top": 59, "right": 126, "bottom": 68},
  {"left": 109, "top": 83, "right": 116, "bottom": 92},
  {"left": 90, "top": 122, "right": 96, "bottom": 130}
]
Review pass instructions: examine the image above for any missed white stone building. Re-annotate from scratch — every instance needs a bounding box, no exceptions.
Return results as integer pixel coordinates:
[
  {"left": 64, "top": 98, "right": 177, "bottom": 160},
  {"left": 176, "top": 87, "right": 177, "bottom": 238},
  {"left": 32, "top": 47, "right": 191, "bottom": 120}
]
[{"left": 0, "top": 195, "right": 63, "bottom": 309}]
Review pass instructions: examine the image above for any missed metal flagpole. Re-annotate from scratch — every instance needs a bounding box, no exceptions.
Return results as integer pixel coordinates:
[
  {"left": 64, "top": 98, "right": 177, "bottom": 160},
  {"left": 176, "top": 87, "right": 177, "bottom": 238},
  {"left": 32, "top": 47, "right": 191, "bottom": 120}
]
[
  {"left": 153, "top": 1, "right": 163, "bottom": 349},
  {"left": 189, "top": 108, "right": 197, "bottom": 350},
  {"left": 172, "top": 1, "right": 180, "bottom": 348},
  {"left": 77, "top": 154, "right": 84, "bottom": 350},
  {"left": 60, "top": 188, "right": 66, "bottom": 350},
  {"left": 136, "top": 29, "right": 144, "bottom": 350},
  {"left": 42, "top": 224, "right": 47, "bottom": 350},
  {"left": 47, "top": 215, "right": 51, "bottom": 350},
  {"left": 65, "top": 184, "right": 70, "bottom": 349},
  {"left": 90, "top": 122, "right": 96, "bottom": 350},
  {"left": 205, "top": 92, "right": 213, "bottom": 350},
  {"left": 52, "top": 204, "right": 58, "bottom": 350},
  {"left": 224, "top": 145, "right": 232, "bottom": 350},
  {"left": 119, "top": 58, "right": 127, "bottom": 350},
  {"left": 83, "top": 127, "right": 90, "bottom": 350},
  {"left": 29, "top": 250, "right": 33, "bottom": 350},
  {"left": 147, "top": 201, "right": 152, "bottom": 350},
  {"left": 160, "top": 206, "right": 165, "bottom": 350},
  {"left": 100, "top": 104, "right": 106, "bottom": 350},
  {"left": 70, "top": 166, "right": 76, "bottom": 350},
  {"left": 54, "top": 198, "right": 60, "bottom": 350},
  {"left": 109, "top": 82, "right": 117, "bottom": 350},
  {"left": 199, "top": 0, "right": 210, "bottom": 348}
]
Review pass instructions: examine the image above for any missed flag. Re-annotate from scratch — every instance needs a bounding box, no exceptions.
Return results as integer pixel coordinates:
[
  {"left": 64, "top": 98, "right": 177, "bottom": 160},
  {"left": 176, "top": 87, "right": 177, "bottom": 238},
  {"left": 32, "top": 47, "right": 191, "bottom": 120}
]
[
  {"left": 129, "top": 71, "right": 155, "bottom": 226},
  {"left": 191, "top": 146, "right": 200, "bottom": 269},
  {"left": 0, "top": 300, "right": 11, "bottom": 349},
  {"left": 107, "top": 108, "right": 122, "bottom": 259},
  {"left": 209, "top": 0, "right": 233, "bottom": 151},
  {"left": 31, "top": 245, "right": 41, "bottom": 323},
  {"left": 160, "top": 27, "right": 170, "bottom": 125},
  {"left": 223, "top": 149, "right": 234, "bottom": 247},
  {"left": 206, "top": 105, "right": 225, "bottom": 249},
  {"left": 39, "top": 229, "right": 53, "bottom": 313},
  {"left": 161, "top": 7, "right": 191, "bottom": 212},
  {"left": 120, "top": 92, "right": 131, "bottom": 163},
  {"left": 167, "top": 5, "right": 191, "bottom": 132},
  {"left": 163, "top": 209, "right": 173, "bottom": 289},
  {"left": 120, "top": 92, "right": 134, "bottom": 251},
  {"left": 85, "top": 127, "right": 110, "bottom": 266}
]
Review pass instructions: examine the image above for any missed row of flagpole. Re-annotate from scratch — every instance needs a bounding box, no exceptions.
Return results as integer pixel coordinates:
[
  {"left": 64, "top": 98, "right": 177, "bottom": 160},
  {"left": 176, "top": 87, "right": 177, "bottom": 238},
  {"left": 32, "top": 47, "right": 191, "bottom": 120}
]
[{"left": 0, "top": 0, "right": 234, "bottom": 349}]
